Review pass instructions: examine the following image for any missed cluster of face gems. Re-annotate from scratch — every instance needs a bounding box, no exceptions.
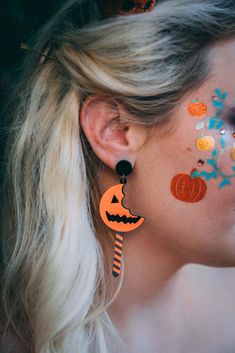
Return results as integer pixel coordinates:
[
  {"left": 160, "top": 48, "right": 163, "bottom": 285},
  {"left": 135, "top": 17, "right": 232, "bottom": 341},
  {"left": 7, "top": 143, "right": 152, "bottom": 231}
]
[
  {"left": 185, "top": 88, "right": 235, "bottom": 191},
  {"left": 212, "top": 95, "right": 226, "bottom": 136}
]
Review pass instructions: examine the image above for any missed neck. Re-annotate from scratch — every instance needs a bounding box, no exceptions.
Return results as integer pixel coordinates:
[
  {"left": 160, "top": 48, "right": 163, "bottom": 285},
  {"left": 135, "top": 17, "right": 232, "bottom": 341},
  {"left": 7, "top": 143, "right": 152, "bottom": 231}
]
[{"left": 107, "top": 226, "right": 185, "bottom": 321}]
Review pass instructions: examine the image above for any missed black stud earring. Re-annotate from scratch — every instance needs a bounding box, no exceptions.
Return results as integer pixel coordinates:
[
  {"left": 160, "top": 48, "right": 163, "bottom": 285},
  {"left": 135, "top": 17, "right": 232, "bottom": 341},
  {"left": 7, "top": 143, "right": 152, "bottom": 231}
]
[{"left": 115, "top": 159, "right": 133, "bottom": 184}]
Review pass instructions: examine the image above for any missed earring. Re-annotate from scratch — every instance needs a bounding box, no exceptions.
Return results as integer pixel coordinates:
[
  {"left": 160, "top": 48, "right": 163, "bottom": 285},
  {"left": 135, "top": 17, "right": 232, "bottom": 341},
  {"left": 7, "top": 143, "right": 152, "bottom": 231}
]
[{"left": 99, "top": 160, "right": 145, "bottom": 277}]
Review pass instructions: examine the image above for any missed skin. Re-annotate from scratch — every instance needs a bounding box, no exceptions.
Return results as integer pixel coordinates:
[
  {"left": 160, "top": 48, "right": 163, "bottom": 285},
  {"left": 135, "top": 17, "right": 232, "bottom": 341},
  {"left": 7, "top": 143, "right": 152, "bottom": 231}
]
[{"left": 80, "top": 37, "right": 235, "bottom": 353}]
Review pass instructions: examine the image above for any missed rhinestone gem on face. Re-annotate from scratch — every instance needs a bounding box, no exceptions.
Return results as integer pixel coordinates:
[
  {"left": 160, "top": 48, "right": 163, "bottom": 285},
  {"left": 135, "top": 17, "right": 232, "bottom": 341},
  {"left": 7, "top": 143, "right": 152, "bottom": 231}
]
[
  {"left": 219, "top": 129, "right": 226, "bottom": 135},
  {"left": 212, "top": 95, "right": 219, "bottom": 100},
  {"left": 197, "top": 159, "right": 205, "bottom": 166}
]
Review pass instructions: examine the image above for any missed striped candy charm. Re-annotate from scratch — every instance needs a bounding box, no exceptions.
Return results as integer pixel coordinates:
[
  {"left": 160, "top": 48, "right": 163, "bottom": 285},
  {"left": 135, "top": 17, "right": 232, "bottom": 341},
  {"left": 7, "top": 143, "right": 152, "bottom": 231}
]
[{"left": 112, "top": 232, "right": 124, "bottom": 277}]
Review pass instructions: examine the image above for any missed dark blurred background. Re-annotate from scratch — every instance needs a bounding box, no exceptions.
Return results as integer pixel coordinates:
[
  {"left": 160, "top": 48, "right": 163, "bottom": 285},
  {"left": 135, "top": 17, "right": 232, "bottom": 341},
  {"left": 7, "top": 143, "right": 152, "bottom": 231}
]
[
  {"left": 0, "top": 0, "right": 63, "bottom": 190},
  {"left": 0, "top": 0, "right": 101, "bottom": 265},
  {"left": 0, "top": 0, "right": 101, "bottom": 191},
  {"left": 0, "top": 1, "right": 66, "bottom": 263}
]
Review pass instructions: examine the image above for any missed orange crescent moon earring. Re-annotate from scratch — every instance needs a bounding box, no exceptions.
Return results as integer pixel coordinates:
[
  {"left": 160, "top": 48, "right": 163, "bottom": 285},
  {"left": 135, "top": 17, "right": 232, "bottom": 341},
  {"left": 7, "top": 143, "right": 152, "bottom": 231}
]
[{"left": 99, "top": 160, "right": 145, "bottom": 277}]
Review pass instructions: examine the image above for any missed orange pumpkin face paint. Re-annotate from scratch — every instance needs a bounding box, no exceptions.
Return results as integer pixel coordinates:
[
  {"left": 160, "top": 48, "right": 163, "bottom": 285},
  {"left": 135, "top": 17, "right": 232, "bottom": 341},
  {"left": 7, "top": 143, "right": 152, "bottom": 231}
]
[
  {"left": 170, "top": 169, "right": 207, "bottom": 202},
  {"left": 188, "top": 99, "right": 208, "bottom": 118}
]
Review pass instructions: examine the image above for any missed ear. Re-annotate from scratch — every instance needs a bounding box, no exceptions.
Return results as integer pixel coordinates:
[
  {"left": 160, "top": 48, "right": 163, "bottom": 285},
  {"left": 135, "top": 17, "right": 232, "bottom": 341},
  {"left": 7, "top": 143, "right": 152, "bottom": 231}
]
[{"left": 79, "top": 95, "right": 148, "bottom": 172}]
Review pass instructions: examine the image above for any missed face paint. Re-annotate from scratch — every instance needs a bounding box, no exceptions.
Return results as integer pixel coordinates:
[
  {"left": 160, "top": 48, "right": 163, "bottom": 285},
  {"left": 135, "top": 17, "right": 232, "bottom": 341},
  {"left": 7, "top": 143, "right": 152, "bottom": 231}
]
[
  {"left": 171, "top": 87, "right": 234, "bottom": 202},
  {"left": 196, "top": 135, "right": 215, "bottom": 151},
  {"left": 191, "top": 88, "right": 235, "bottom": 189},
  {"left": 188, "top": 99, "right": 208, "bottom": 118},
  {"left": 170, "top": 168, "right": 207, "bottom": 203},
  {"left": 231, "top": 142, "right": 235, "bottom": 161}
]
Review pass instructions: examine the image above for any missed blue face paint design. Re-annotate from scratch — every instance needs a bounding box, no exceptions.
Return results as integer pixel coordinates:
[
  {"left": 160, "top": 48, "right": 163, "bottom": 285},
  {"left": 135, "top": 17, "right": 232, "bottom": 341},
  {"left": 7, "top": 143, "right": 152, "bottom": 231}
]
[{"left": 191, "top": 88, "right": 235, "bottom": 189}]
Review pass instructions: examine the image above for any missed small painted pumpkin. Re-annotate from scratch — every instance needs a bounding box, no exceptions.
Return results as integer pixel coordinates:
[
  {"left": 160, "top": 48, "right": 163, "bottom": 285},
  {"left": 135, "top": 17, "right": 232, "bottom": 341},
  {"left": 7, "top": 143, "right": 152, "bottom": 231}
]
[
  {"left": 196, "top": 135, "right": 215, "bottom": 151},
  {"left": 170, "top": 171, "right": 207, "bottom": 202},
  {"left": 231, "top": 143, "right": 235, "bottom": 161},
  {"left": 188, "top": 100, "right": 208, "bottom": 117},
  {"left": 99, "top": 183, "right": 145, "bottom": 232}
]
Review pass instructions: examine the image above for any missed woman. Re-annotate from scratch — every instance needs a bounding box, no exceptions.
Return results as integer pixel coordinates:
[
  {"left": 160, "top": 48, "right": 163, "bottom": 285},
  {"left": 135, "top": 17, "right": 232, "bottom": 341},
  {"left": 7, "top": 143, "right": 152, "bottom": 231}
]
[{"left": 1, "top": 0, "right": 235, "bottom": 352}]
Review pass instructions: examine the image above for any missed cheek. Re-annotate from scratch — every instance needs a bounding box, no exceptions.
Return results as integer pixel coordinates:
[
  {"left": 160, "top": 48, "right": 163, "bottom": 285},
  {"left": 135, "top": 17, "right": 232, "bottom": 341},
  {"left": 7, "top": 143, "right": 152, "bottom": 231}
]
[
  {"left": 135, "top": 140, "right": 235, "bottom": 266},
  {"left": 144, "top": 185, "right": 235, "bottom": 265},
  {"left": 162, "top": 183, "right": 234, "bottom": 239},
  {"left": 134, "top": 89, "right": 235, "bottom": 265},
  {"left": 138, "top": 143, "right": 235, "bottom": 243}
]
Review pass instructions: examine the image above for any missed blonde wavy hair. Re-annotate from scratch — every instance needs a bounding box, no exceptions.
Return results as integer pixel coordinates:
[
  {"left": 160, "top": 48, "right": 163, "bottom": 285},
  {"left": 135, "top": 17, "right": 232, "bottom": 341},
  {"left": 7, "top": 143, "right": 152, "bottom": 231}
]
[{"left": 1, "top": 0, "right": 235, "bottom": 352}]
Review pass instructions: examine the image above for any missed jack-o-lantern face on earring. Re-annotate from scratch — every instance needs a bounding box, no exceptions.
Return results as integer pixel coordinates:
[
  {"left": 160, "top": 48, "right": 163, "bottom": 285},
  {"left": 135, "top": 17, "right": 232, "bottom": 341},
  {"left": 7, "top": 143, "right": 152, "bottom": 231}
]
[{"left": 99, "top": 183, "right": 145, "bottom": 232}]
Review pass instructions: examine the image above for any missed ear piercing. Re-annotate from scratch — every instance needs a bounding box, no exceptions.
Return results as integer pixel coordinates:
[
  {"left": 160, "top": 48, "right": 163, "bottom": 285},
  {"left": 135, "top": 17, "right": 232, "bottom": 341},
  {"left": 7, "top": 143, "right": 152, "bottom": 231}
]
[{"left": 116, "top": 159, "right": 132, "bottom": 184}]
